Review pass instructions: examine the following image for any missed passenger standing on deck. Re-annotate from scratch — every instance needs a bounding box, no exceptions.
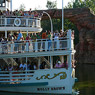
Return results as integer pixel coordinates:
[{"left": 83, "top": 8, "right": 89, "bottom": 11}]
[
  {"left": 30, "top": 12, "right": 34, "bottom": 27},
  {"left": 42, "top": 31, "right": 47, "bottom": 51},
  {"left": 22, "top": 36, "right": 25, "bottom": 52},
  {"left": 14, "top": 33, "right": 18, "bottom": 53},
  {"left": 27, "top": 61, "right": 31, "bottom": 70},
  {"left": 54, "top": 31, "right": 59, "bottom": 50},
  {"left": 2, "top": 38, "right": 8, "bottom": 54},
  {"left": 6, "top": 9, "right": 10, "bottom": 25},
  {"left": 37, "top": 33, "right": 41, "bottom": 51},
  {"left": 19, "top": 63, "right": 26, "bottom": 70},
  {"left": 72, "top": 60, "right": 76, "bottom": 68},
  {"left": 26, "top": 34, "right": 31, "bottom": 52},
  {"left": 61, "top": 60, "right": 68, "bottom": 69},
  {"left": 32, "top": 34, "right": 37, "bottom": 52},
  {"left": 17, "top": 30, "right": 23, "bottom": 53},
  {"left": 8, "top": 64, "right": 13, "bottom": 71}
]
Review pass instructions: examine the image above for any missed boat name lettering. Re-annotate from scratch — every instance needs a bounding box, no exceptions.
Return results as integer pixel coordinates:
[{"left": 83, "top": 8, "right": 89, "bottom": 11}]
[
  {"left": 37, "top": 87, "right": 65, "bottom": 91},
  {"left": 36, "top": 72, "right": 67, "bottom": 80}
]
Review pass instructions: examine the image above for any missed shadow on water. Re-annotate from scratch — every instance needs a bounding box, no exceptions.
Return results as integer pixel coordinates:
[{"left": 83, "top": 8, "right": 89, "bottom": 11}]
[{"left": 74, "top": 63, "right": 95, "bottom": 95}]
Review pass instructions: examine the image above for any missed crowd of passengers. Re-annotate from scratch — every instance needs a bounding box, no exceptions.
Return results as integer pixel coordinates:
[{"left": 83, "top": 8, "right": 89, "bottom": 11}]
[
  {"left": 0, "top": 60, "right": 37, "bottom": 71},
  {"left": 0, "top": 58, "right": 76, "bottom": 71},
  {"left": 0, "top": 8, "right": 41, "bottom": 18},
  {"left": 0, "top": 29, "right": 69, "bottom": 54}
]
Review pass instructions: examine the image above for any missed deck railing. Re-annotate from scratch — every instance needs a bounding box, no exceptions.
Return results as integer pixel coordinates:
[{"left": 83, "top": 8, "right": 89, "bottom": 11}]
[
  {"left": 0, "top": 16, "right": 41, "bottom": 27},
  {"left": 0, "top": 38, "right": 69, "bottom": 54},
  {"left": 0, "top": 70, "right": 34, "bottom": 83},
  {"left": 0, "top": 30, "right": 74, "bottom": 54}
]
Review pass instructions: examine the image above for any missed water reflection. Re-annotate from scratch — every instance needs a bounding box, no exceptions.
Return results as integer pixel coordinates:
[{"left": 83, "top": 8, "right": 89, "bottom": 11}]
[{"left": 75, "top": 63, "right": 95, "bottom": 95}]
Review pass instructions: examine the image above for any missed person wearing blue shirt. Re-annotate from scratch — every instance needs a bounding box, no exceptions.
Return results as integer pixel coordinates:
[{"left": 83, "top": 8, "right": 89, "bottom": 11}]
[
  {"left": 17, "top": 30, "right": 22, "bottom": 41},
  {"left": 17, "top": 30, "right": 23, "bottom": 53}
]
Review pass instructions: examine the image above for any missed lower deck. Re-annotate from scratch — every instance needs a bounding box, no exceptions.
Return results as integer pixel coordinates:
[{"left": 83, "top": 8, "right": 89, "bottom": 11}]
[{"left": 0, "top": 68, "right": 75, "bottom": 94}]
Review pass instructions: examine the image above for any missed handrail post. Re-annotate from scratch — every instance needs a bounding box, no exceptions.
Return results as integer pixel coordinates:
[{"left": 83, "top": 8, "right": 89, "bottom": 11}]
[
  {"left": 10, "top": 71, "right": 12, "bottom": 83},
  {"left": 5, "top": 17, "right": 7, "bottom": 26},
  {"left": 68, "top": 29, "right": 72, "bottom": 50},
  {"left": 67, "top": 29, "right": 72, "bottom": 50},
  {"left": 26, "top": 19, "right": 28, "bottom": 26},
  {"left": 11, "top": 42, "right": 14, "bottom": 54},
  {"left": 56, "top": 39, "right": 60, "bottom": 50},
  {"left": 26, "top": 42, "right": 29, "bottom": 52},
  {"left": 45, "top": 40, "right": 48, "bottom": 51},
  {"left": 35, "top": 40, "right": 38, "bottom": 52},
  {"left": 38, "top": 20, "right": 40, "bottom": 27},
  {"left": 35, "top": 19, "right": 38, "bottom": 27}
]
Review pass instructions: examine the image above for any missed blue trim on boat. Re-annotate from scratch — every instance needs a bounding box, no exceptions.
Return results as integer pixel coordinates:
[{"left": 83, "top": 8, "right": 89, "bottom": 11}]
[{"left": 0, "top": 82, "right": 48, "bottom": 87}]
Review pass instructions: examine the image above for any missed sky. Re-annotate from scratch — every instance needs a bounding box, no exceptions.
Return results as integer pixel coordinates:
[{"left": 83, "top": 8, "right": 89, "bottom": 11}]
[{"left": 12, "top": 0, "right": 72, "bottom": 11}]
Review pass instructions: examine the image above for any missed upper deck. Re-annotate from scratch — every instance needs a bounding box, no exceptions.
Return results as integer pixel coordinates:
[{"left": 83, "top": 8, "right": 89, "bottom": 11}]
[{"left": 0, "top": 16, "right": 42, "bottom": 32}]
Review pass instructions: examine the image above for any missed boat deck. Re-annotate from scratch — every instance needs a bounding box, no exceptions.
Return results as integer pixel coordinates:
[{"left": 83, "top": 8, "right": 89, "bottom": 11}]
[{"left": 0, "top": 35, "right": 75, "bottom": 58}]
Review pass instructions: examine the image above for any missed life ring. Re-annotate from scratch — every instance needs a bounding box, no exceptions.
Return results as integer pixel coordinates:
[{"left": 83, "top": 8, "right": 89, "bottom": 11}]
[{"left": 14, "top": 18, "right": 21, "bottom": 26}]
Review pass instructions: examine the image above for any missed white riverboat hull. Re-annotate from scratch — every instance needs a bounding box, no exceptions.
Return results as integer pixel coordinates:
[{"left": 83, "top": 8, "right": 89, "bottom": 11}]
[
  {"left": 0, "top": 69, "right": 75, "bottom": 94},
  {"left": 0, "top": 86, "right": 72, "bottom": 94}
]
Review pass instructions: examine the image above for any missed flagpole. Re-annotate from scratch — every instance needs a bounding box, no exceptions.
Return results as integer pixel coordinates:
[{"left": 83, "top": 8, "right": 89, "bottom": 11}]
[
  {"left": 10, "top": 0, "right": 12, "bottom": 11},
  {"left": 62, "top": 0, "right": 64, "bottom": 32}
]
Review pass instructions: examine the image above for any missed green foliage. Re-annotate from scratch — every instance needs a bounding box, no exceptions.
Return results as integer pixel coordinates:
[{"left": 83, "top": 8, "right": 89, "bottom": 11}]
[
  {"left": 46, "top": 0, "right": 57, "bottom": 9},
  {"left": 19, "top": 4, "right": 26, "bottom": 11},
  {"left": 73, "top": 0, "right": 86, "bottom": 8},
  {"left": 41, "top": 18, "right": 61, "bottom": 32},
  {"left": 67, "top": 0, "right": 95, "bottom": 13},
  {"left": 85, "top": 0, "right": 95, "bottom": 13}
]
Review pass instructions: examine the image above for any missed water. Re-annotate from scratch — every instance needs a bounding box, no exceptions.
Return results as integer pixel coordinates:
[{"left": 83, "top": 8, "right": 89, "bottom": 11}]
[
  {"left": 74, "top": 63, "right": 95, "bottom": 95},
  {"left": 0, "top": 63, "right": 95, "bottom": 95}
]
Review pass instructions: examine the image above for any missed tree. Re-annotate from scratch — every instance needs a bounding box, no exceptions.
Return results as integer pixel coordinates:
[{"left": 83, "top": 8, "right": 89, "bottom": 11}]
[
  {"left": 46, "top": 0, "right": 57, "bottom": 9},
  {"left": 67, "top": 0, "right": 95, "bottom": 13},
  {"left": 85, "top": 0, "right": 95, "bottom": 13},
  {"left": 19, "top": 4, "right": 26, "bottom": 11}
]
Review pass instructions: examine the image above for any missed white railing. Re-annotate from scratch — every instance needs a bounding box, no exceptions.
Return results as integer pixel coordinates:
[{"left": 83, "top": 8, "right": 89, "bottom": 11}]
[
  {"left": 0, "top": 70, "right": 34, "bottom": 83},
  {"left": 0, "top": 30, "right": 74, "bottom": 54},
  {"left": 0, "top": 16, "right": 41, "bottom": 28},
  {"left": 0, "top": 38, "right": 69, "bottom": 54}
]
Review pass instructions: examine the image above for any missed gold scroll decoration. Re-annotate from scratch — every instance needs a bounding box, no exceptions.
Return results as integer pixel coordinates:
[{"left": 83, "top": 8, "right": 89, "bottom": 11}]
[{"left": 36, "top": 72, "right": 67, "bottom": 80}]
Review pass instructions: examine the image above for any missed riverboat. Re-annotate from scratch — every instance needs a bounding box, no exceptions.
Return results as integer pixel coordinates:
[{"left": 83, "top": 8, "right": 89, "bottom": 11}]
[{"left": 0, "top": 0, "right": 76, "bottom": 94}]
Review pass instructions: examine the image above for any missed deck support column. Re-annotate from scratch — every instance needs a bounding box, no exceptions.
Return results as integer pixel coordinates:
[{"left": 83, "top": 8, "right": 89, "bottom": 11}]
[
  {"left": 50, "top": 56, "right": 53, "bottom": 69},
  {"left": 10, "top": 0, "right": 12, "bottom": 11},
  {"left": 38, "top": 57, "right": 41, "bottom": 69},
  {"left": 26, "top": 57, "right": 27, "bottom": 70},
  {"left": 68, "top": 54, "right": 72, "bottom": 70},
  {"left": 5, "top": 31, "right": 7, "bottom": 38},
  {"left": 27, "top": 30, "right": 28, "bottom": 36}
]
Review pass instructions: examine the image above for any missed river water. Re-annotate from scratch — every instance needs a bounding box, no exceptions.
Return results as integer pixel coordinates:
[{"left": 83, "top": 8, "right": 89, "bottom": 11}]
[
  {"left": 75, "top": 63, "right": 95, "bottom": 95},
  {"left": 0, "top": 63, "right": 95, "bottom": 95}
]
